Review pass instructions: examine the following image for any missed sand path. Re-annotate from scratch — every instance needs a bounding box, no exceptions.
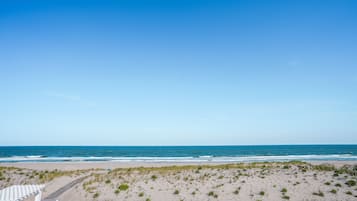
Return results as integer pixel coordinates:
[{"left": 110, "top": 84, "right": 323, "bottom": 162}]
[{"left": 43, "top": 176, "right": 88, "bottom": 201}]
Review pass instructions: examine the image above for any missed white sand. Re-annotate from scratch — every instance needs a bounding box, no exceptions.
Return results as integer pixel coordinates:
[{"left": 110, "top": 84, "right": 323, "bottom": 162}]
[{"left": 1, "top": 161, "right": 356, "bottom": 201}]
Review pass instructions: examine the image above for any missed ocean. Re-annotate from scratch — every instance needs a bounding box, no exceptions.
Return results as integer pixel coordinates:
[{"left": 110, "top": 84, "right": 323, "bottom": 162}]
[{"left": 0, "top": 145, "right": 356, "bottom": 163}]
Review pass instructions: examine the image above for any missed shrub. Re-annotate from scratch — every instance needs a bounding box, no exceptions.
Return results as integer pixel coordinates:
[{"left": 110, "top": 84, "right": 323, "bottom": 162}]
[
  {"left": 281, "top": 188, "right": 287, "bottom": 193},
  {"left": 93, "top": 192, "right": 99, "bottom": 198},
  {"left": 151, "top": 175, "right": 157, "bottom": 180},
  {"left": 282, "top": 195, "right": 290, "bottom": 200},
  {"left": 314, "top": 164, "right": 335, "bottom": 171},
  {"left": 259, "top": 191, "right": 265, "bottom": 196},
  {"left": 174, "top": 190, "right": 179, "bottom": 195},
  {"left": 330, "top": 189, "right": 337, "bottom": 194},
  {"left": 345, "top": 180, "right": 356, "bottom": 187},
  {"left": 335, "top": 183, "right": 342, "bottom": 187},
  {"left": 312, "top": 191, "right": 324, "bottom": 197},
  {"left": 208, "top": 191, "right": 218, "bottom": 198},
  {"left": 139, "top": 192, "right": 144, "bottom": 197},
  {"left": 118, "top": 184, "right": 129, "bottom": 191}
]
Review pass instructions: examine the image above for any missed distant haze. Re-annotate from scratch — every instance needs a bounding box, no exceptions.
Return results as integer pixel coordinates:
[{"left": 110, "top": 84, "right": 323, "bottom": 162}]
[{"left": 1, "top": 0, "right": 356, "bottom": 145}]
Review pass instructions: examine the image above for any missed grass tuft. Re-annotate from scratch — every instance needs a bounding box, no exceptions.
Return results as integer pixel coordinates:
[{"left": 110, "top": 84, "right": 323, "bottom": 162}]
[
  {"left": 330, "top": 189, "right": 337, "bottom": 194},
  {"left": 93, "top": 192, "right": 99, "bottom": 198},
  {"left": 151, "top": 175, "right": 157, "bottom": 180},
  {"left": 118, "top": 184, "right": 129, "bottom": 191},
  {"left": 345, "top": 180, "right": 356, "bottom": 187},
  {"left": 282, "top": 195, "right": 290, "bottom": 200},
  {"left": 312, "top": 190, "right": 324, "bottom": 197}
]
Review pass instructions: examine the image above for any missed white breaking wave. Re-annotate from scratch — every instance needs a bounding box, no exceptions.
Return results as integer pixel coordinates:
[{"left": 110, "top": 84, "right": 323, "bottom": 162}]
[
  {"left": 0, "top": 154, "right": 357, "bottom": 163},
  {"left": 24, "top": 155, "right": 46, "bottom": 158}
]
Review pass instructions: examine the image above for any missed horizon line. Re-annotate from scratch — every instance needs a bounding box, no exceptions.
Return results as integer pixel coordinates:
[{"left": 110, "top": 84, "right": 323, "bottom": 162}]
[{"left": 1, "top": 144, "right": 356, "bottom": 147}]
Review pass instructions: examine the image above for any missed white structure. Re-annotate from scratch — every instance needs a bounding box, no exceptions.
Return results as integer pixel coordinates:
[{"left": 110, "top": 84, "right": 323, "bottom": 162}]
[{"left": 0, "top": 185, "right": 45, "bottom": 201}]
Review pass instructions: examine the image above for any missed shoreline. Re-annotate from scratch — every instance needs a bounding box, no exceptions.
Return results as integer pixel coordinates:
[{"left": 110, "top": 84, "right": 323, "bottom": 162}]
[{"left": 1, "top": 160, "right": 356, "bottom": 171}]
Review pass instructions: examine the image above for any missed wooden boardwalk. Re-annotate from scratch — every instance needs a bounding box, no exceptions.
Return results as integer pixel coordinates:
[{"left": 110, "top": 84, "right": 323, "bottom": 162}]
[{"left": 42, "top": 176, "right": 88, "bottom": 201}]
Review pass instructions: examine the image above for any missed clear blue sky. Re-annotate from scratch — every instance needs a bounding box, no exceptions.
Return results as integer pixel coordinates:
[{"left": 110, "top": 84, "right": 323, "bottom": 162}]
[{"left": 1, "top": 0, "right": 356, "bottom": 145}]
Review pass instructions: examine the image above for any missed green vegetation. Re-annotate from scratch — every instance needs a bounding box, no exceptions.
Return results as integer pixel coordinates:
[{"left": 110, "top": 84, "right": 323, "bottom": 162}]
[
  {"left": 312, "top": 191, "right": 324, "bottom": 197},
  {"left": 138, "top": 192, "right": 144, "bottom": 197},
  {"left": 151, "top": 175, "right": 157, "bottom": 180},
  {"left": 107, "top": 161, "right": 308, "bottom": 174},
  {"left": 118, "top": 184, "right": 129, "bottom": 191},
  {"left": 335, "top": 183, "right": 342, "bottom": 187},
  {"left": 282, "top": 195, "right": 290, "bottom": 200},
  {"left": 208, "top": 191, "right": 218, "bottom": 198},
  {"left": 345, "top": 191, "right": 352, "bottom": 195},
  {"left": 93, "top": 192, "right": 99, "bottom": 198},
  {"left": 345, "top": 180, "right": 356, "bottom": 187},
  {"left": 280, "top": 187, "right": 289, "bottom": 199},
  {"left": 105, "top": 179, "right": 111, "bottom": 184},
  {"left": 324, "top": 182, "right": 331, "bottom": 185},
  {"left": 174, "top": 190, "right": 179, "bottom": 195},
  {"left": 281, "top": 188, "right": 287, "bottom": 193},
  {"left": 313, "top": 164, "right": 335, "bottom": 171},
  {"left": 259, "top": 191, "right": 265, "bottom": 196},
  {"left": 330, "top": 189, "right": 337, "bottom": 194}
]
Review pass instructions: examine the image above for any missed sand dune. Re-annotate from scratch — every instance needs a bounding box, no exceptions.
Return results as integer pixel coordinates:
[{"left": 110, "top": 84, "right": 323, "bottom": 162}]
[{"left": 1, "top": 161, "right": 357, "bottom": 201}]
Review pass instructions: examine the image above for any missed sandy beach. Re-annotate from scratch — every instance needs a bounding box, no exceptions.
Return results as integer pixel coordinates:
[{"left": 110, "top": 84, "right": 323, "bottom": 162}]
[{"left": 1, "top": 161, "right": 356, "bottom": 201}]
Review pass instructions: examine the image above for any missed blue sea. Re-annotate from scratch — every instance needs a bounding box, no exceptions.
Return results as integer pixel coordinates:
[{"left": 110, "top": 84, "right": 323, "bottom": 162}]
[{"left": 0, "top": 145, "right": 356, "bottom": 163}]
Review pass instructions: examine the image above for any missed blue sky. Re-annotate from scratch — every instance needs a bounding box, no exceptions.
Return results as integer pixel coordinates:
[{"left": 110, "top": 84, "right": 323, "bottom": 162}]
[{"left": 1, "top": 0, "right": 356, "bottom": 145}]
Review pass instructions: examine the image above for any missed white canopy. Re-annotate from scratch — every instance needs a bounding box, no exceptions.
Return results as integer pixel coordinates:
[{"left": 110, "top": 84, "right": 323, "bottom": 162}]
[{"left": 0, "top": 185, "right": 45, "bottom": 201}]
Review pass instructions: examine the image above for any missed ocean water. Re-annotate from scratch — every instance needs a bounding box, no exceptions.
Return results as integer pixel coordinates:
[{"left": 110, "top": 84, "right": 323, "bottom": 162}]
[{"left": 0, "top": 145, "right": 356, "bottom": 163}]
